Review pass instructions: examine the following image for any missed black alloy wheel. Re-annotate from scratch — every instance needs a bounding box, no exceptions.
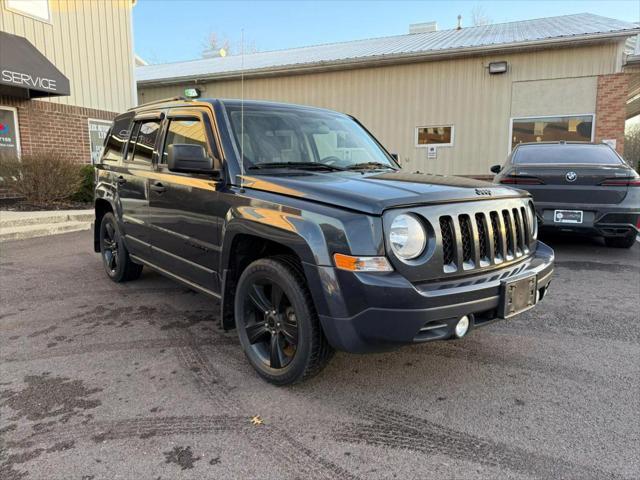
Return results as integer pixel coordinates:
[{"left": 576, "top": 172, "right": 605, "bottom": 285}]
[
  {"left": 243, "top": 280, "right": 299, "bottom": 369},
  {"left": 235, "top": 256, "right": 334, "bottom": 385},
  {"left": 99, "top": 212, "right": 143, "bottom": 282},
  {"left": 102, "top": 220, "right": 119, "bottom": 275}
]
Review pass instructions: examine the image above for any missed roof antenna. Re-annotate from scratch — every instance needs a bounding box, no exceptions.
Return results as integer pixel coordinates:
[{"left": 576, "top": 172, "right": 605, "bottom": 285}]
[
  {"left": 240, "top": 28, "right": 245, "bottom": 192},
  {"left": 457, "top": 14, "right": 462, "bottom": 30}
]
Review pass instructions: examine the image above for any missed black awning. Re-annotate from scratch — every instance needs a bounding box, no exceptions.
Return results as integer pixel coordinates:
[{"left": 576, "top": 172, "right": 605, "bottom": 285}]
[{"left": 0, "top": 31, "right": 70, "bottom": 98}]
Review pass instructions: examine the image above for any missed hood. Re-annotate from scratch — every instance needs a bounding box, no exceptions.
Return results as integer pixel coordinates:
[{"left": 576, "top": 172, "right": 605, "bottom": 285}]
[{"left": 241, "top": 170, "right": 527, "bottom": 215}]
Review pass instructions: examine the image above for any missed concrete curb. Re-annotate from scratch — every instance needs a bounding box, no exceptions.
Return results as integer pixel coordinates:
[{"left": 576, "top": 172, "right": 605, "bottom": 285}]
[{"left": 0, "top": 209, "right": 94, "bottom": 242}]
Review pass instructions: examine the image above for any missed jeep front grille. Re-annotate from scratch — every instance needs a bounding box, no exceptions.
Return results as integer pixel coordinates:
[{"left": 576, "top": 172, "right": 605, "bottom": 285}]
[
  {"left": 437, "top": 202, "right": 533, "bottom": 273},
  {"left": 475, "top": 213, "right": 489, "bottom": 263},
  {"left": 459, "top": 215, "right": 474, "bottom": 266},
  {"left": 439, "top": 216, "right": 455, "bottom": 267},
  {"left": 490, "top": 211, "right": 501, "bottom": 261}
]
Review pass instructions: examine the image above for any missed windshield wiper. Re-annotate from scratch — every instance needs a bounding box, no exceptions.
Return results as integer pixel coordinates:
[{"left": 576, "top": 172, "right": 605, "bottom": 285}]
[
  {"left": 248, "top": 162, "right": 349, "bottom": 172},
  {"left": 346, "top": 162, "right": 397, "bottom": 171}
]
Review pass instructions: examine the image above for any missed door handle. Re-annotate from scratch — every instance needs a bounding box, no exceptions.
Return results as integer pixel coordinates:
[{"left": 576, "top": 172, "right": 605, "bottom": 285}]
[
  {"left": 150, "top": 182, "right": 166, "bottom": 193},
  {"left": 116, "top": 176, "right": 126, "bottom": 185}
]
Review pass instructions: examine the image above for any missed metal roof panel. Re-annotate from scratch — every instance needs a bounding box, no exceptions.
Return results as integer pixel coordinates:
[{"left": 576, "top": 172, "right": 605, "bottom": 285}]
[{"left": 137, "top": 13, "right": 639, "bottom": 84}]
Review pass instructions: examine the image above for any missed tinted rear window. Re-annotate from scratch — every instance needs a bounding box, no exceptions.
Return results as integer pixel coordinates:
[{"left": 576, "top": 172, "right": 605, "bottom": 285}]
[
  {"left": 102, "top": 114, "right": 132, "bottom": 163},
  {"left": 513, "top": 145, "right": 622, "bottom": 165}
]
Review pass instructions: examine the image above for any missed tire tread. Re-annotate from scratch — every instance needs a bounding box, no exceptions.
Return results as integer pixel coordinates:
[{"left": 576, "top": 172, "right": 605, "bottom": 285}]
[{"left": 270, "top": 254, "right": 335, "bottom": 383}]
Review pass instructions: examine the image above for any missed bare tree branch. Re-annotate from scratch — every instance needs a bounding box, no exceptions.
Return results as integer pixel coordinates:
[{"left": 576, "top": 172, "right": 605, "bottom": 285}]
[{"left": 471, "top": 5, "right": 492, "bottom": 26}]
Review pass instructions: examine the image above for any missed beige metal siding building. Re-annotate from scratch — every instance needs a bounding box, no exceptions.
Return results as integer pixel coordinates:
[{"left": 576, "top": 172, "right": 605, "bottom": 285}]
[
  {"left": 0, "top": 0, "right": 135, "bottom": 178},
  {"left": 137, "top": 14, "right": 639, "bottom": 177}
]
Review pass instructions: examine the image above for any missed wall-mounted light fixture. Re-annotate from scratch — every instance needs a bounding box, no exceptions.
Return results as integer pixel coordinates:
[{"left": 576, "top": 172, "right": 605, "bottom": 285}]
[{"left": 488, "top": 61, "right": 508, "bottom": 74}]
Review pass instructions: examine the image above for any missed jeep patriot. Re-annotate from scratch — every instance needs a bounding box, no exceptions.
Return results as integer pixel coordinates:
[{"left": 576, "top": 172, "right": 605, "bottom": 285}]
[{"left": 94, "top": 98, "right": 554, "bottom": 385}]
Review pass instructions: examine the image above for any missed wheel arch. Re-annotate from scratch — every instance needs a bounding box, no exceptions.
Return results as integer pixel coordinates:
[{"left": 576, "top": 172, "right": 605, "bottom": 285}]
[{"left": 219, "top": 217, "right": 327, "bottom": 331}]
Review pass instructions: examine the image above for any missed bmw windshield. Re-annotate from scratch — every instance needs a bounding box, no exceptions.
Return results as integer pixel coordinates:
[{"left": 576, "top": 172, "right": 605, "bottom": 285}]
[{"left": 224, "top": 103, "right": 399, "bottom": 172}]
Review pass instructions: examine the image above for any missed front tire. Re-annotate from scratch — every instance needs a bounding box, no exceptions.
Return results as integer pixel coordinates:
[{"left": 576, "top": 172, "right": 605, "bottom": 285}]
[
  {"left": 604, "top": 232, "right": 637, "bottom": 249},
  {"left": 235, "top": 256, "right": 334, "bottom": 385},
  {"left": 99, "top": 212, "right": 143, "bottom": 282}
]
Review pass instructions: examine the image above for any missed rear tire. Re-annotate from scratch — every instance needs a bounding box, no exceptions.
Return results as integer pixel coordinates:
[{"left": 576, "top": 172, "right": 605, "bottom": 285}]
[
  {"left": 99, "top": 212, "right": 143, "bottom": 282},
  {"left": 604, "top": 232, "right": 637, "bottom": 249},
  {"left": 235, "top": 255, "right": 334, "bottom": 385}
]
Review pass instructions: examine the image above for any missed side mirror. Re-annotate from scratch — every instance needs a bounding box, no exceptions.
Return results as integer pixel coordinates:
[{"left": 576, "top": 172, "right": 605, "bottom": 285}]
[
  {"left": 490, "top": 164, "right": 502, "bottom": 174},
  {"left": 390, "top": 153, "right": 399, "bottom": 162},
  {"left": 167, "top": 144, "right": 217, "bottom": 175}
]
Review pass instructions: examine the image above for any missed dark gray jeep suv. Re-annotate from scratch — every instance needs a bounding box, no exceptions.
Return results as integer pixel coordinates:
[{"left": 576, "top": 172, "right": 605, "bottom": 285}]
[{"left": 94, "top": 98, "right": 554, "bottom": 385}]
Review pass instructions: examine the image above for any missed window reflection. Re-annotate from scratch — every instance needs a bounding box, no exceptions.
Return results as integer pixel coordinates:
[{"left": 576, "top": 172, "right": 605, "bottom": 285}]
[{"left": 511, "top": 115, "right": 593, "bottom": 149}]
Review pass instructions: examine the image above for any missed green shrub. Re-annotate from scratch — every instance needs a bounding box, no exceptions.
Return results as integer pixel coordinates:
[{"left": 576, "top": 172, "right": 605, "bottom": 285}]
[
  {"left": 71, "top": 164, "right": 95, "bottom": 203},
  {"left": 0, "top": 152, "right": 83, "bottom": 207}
]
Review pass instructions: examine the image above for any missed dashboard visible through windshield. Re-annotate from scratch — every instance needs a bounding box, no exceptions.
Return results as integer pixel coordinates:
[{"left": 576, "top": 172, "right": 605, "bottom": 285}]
[{"left": 224, "top": 104, "right": 398, "bottom": 172}]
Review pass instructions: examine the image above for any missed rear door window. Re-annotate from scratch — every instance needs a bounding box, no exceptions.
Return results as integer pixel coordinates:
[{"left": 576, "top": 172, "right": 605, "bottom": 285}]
[
  {"left": 127, "top": 120, "right": 161, "bottom": 164},
  {"left": 102, "top": 115, "right": 132, "bottom": 163}
]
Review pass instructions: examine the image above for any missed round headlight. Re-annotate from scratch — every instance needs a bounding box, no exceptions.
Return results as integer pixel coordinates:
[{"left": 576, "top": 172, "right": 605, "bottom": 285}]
[{"left": 389, "top": 214, "right": 427, "bottom": 260}]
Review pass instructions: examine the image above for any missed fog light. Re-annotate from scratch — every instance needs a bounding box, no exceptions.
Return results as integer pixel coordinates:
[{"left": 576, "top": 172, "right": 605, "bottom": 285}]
[{"left": 455, "top": 316, "right": 470, "bottom": 338}]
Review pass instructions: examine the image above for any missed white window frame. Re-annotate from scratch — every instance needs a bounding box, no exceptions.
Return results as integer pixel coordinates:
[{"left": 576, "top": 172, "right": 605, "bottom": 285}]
[
  {"left": 5, "top": 0, "right": 51, "bottom": 23},
  {"left": 0, "top": 106, "right": 21, "bottom": 158},
  {"left": 508, "top": 113, "right": 596, "bottom": 154},
  {"left": 415, "top": 125, "right": 455, "bottom": 148}
]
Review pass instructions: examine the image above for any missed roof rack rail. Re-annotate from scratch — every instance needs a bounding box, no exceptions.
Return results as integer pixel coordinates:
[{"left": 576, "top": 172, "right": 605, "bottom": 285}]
[{"left": 128, "top": 96, "right": 192, "bottom": 110}]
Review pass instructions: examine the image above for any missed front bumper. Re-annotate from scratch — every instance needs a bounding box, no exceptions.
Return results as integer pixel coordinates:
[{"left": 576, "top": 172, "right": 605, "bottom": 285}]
[
  {"left": 535, "top": 202, "right": 640, "bottom": 238},
  {"left": 307, "top": 242, "right": 554, "bottom": 353}
]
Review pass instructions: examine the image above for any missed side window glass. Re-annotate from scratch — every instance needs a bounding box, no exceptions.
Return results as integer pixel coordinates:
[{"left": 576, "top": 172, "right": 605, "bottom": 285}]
[
  {"left": 130, "top": 120, "right": 160, "bottom": 164},
  {"left": 102, "top": 116, "right": 132, "bottom": 162},
  {"left": 125, "top": 123, "right": 140, "bottom": 162},
  {"left": 161, "top": 118, "right": 208, "bottom": 164}
]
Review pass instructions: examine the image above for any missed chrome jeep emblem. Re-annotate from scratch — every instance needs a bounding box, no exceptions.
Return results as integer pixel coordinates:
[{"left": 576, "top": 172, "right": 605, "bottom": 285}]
[
  {"left": 475, "top": 188, "right": 492, "bottom": 196},
  {"left": 565, "top": 171, "right": 577, "bottom": 182}
]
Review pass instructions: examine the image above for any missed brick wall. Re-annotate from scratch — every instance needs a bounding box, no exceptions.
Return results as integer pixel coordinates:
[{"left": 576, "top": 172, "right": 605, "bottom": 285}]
[
  {"left": 0, "top": 96, "right": 117, "bottom": 162},
  {"left": 594, "top": 73, "right": 629, "bottom": 155},
  {"left": 0, "top": 97, "right": 118, "bottom": 200}
]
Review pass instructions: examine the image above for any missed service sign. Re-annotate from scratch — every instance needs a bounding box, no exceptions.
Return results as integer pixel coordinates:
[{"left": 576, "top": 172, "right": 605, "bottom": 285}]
[
  {"left": 88, "top": 119, "right": 113, "bottom": 164},
  {"left": 1, "top": 69, "right": 58, "bottom": 92},
  {"left": 0, "top": 107, "right": 20, "bottom": 160}
]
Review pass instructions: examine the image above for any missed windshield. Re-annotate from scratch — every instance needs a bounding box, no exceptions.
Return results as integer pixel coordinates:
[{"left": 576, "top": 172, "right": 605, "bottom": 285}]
[
  {"left": 224, "top": 104, "right": 397, "bottom": 171},
  {"left": 514, "top": 144, "right": 623, "bottom": 165}
]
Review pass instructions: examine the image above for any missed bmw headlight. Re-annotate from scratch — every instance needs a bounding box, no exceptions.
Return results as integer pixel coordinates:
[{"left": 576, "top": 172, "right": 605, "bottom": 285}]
[{"left": 389, "top": 214, "right": 427, "bottom": 260}]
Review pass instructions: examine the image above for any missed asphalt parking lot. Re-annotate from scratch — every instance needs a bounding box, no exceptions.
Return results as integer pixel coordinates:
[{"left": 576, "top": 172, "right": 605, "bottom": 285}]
[{"left": 1, "top": 230, "right": 639, "bottom": 480}]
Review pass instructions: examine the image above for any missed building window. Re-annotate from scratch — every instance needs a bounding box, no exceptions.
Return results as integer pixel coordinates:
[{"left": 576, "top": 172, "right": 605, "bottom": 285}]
[
  {"left": 5, "top": 0, "right": 51, "bottom": 22},
  {"left": 511, "top": 114, "right": 593, "bottom": 149},
  {"left": 0, "top": 106, "right": 20, "bottom": 160},
  {"left": 88, "top": 119, "right": 113, "bottom": 164},
  {"left": 416, "top": 125, "right": 454, "bottom": 147}
]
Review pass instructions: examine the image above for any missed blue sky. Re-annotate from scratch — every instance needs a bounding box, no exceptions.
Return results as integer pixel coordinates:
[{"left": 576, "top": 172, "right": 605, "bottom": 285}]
[{"left": 133, "top": 1, "right": 639, "bottom": 64}]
